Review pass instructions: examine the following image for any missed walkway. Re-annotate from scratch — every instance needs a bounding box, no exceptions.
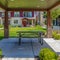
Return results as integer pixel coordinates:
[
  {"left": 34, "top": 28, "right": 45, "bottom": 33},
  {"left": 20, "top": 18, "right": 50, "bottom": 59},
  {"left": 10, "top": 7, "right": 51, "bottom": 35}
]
[
  {"left": 0, "top": 38, "right": 60, "bottom": 60},
  {"left": 44, "top": 38, "right": 60, "bottom": 55}
]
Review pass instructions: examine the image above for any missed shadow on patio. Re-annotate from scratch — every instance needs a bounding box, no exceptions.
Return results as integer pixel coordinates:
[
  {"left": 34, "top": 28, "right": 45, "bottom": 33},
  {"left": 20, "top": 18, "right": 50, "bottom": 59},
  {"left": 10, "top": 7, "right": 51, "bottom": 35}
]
[{"left": 0, "top": 38, "right": 60, "bottom": 58}]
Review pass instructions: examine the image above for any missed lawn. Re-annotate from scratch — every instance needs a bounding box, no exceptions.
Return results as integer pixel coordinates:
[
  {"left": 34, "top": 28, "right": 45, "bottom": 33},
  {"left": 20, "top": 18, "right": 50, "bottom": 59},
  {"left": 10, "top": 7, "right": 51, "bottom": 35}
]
[{"left": 0, "top": 25, "right": 46, "bottom": 40}]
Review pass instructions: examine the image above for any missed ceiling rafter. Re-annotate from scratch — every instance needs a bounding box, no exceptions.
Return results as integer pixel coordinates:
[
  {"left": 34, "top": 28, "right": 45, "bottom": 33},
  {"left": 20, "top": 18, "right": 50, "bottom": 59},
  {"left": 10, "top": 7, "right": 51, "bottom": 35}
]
[
  {"left": 0, "top": 0, "right": 60, "bottom": 11},
  {"left": 47, "top": 0, "right": 60, "bottom": 10},
  {"left": 7, "top": 8, "right": 47, "bottom": 11}
]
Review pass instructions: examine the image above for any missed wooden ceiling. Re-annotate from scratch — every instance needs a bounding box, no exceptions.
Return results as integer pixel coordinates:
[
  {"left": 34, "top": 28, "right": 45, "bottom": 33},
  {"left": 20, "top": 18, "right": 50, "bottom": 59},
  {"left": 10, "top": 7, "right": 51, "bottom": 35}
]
[{"left": 0, "top": 0, "right": 60, "bottom": 11}]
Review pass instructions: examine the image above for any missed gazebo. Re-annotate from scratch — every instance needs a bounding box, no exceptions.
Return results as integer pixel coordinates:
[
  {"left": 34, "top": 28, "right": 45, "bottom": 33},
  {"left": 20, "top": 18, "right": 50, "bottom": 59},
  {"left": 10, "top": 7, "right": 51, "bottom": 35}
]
[{"left": 0, "top": 0, "right": 60, "bottom": 38}]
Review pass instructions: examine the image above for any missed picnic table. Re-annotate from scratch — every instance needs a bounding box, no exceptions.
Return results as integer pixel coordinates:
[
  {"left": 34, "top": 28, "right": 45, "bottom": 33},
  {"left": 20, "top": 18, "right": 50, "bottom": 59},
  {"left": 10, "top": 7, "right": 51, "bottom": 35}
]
[{"left": 17, "top": 31, "right": 44, "bottom": 45}]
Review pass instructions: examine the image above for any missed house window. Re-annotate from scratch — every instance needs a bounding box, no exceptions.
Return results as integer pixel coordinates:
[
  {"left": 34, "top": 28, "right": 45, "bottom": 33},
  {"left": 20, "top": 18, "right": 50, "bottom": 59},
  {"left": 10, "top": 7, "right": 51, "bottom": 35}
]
[
  {"left": 2, "top": 12, "right": 11, "bottom": 17},
  {"left": 23, "top": 12, "right": 28, "bottom": 17},
  {"left": 28, "top": 12, "right": 32, "bottom": 17},
  {"left": 23, "top": 12, "right": 32, "bottom": 17},
  {"left": 14, "top": 20, "right": 18, "bottom": 24},
  {"left": 43, "top": 12, "right": 47, "bottom": 18},
  {"left": 8, "top": 12, "right": 11, "bottom": 17},
  {"left": 8, "top": 20, "right": 10, "bottom": 25},
  {"left": 14, "top": 12, "right": 20, "bottom": 17},
  {"left": 2, "top": 13, "right": 5, "bottom": 17}
]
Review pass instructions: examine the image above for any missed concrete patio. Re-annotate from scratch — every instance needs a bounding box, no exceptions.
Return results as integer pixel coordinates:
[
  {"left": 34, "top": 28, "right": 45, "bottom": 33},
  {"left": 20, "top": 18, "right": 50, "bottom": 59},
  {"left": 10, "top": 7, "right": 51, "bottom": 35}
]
[{"left": 0, "top": 38, "right": 60, "bottom": 60}]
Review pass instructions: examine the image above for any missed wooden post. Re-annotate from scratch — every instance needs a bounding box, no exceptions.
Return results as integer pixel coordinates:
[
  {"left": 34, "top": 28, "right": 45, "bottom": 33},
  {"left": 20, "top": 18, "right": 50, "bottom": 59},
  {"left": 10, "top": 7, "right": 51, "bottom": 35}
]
[
  {"left": 32, "top": 19, "right": 34, "bottom": 26},
  {"left": 4, "top": 10, "right": 9, "bottom": 38},
  {"left": 47, "top": 10, "right": 52, "bottom": 38},
  {"left": 36, "top": 16, "right": 38, "bottom": 25}
]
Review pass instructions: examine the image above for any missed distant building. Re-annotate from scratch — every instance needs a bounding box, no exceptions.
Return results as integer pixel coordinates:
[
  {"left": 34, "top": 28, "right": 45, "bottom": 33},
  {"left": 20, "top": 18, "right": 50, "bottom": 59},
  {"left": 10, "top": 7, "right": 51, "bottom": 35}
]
[
  {"left": 53, "top": 15, "right": 60, "bottom": 30},
  {"left": 0, "top": 9, "right": 46, "bottom": 27},
  {"left": 53, "top": 15, "right": 60, "bottom": 26}
]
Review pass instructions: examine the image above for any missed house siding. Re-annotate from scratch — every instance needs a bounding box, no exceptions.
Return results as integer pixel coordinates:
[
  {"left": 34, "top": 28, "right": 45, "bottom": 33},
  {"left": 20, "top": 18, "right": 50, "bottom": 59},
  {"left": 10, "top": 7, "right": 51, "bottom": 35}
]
[
  {"left": 0, "top": 11, "right": 44, "bottom": 26},
  {"left": 10, "top": 17, "right": 22, "bottom": 26}
]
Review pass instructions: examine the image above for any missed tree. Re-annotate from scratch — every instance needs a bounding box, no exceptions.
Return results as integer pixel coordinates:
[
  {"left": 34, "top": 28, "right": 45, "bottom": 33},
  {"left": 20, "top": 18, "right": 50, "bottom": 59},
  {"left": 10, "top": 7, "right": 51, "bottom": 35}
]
[
  {"left": 51, "top": 8, "right": 60, "bottom": 20},
  {"left": 43, "top": 8, "right": 60, "bottom": 20}
]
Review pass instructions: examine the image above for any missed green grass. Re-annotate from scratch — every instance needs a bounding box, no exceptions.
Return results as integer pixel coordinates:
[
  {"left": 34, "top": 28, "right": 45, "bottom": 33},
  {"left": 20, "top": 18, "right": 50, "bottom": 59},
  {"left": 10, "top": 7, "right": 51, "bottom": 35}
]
[
  {"left": 0, "top": 25, "right": 3, "bottom": 28},
  {"left": 9, "top": 25, "right": 46, "bottom": 37},
  {"left": 0, "top": 25, "right": 46, "bottom": 40}
]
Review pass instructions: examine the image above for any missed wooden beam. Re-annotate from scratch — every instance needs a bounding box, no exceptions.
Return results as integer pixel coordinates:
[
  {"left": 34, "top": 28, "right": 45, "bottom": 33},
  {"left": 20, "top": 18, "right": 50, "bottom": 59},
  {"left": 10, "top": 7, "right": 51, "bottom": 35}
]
[
  {"left": 47, "top": 1, "right": 60, "bottom": 10},
  {"left": 7, "top": 8, "right": 47, "bottom": 11},
  {"left": 4, "top": 10, "right": 9, "bottom": 38},
  {"left": 47, "top": 10, "right": 52, "bottom": 38},
  {"left": 0, "top": 2, "right": 7, "bottom": 10}
]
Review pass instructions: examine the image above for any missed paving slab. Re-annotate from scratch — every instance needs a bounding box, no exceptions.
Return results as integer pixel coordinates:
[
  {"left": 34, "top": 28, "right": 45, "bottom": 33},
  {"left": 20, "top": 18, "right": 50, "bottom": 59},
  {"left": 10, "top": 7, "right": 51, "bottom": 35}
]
[
  {"left": 2, "top": 58, "right": 35, "bottom": 60},
  {"left": 0, "top": 38, "right": 60, "bottom": 60},
  {"left": 0, "top": 38, "right": 34, "bottom": 58},
  {"left": 44, "top": 38, "right": 60, "bottom": 55}
]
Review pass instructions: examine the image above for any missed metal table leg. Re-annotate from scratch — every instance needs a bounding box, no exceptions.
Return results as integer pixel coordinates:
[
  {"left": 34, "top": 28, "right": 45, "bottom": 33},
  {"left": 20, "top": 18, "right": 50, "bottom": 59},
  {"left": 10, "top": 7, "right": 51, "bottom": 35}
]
[
  {"left": 38, "top": 32, "right": 43, "bottom": 45},
  {"left": 19, "top": 33, "right": 21, "bottom": 45}
]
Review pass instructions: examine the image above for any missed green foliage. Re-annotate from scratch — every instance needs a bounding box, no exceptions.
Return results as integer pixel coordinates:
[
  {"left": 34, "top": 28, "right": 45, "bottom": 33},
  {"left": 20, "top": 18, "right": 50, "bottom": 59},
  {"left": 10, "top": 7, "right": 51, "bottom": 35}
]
[
  {"left": 0, "top": 25, "right": 3, "bottom": 28},
  {"left": 52, "top": 31, "right": 60, "bottom": 40},
  {"left": 52, "top": 31, "right": 57, "bottom": 37},
  {"left": 43, "top": 8, "right": 60, "bottom": 20},
  {"left": 51, "top": 8, "right": 60, "bottom": 20},
  {"left": 0, "top": 49, "right": 2, "bottom": 56},
  {"left": 44, "top": 20, "right": 47, "bottom": 25},
  {"left": 54, "top": 34, "right": 60, "bottom": 40},
  {"left": 58, "top": 56, "right": 60, "bottom": 60},
  {"left": 0, "top": 25, "right": 46, "bottom": 38},
  {"left": 43, "top": 12, "right": 47, "bottom": 18},
  {"left": 39, "top": 48, "right": 58, "bottom": 60},
  {"left": 0, "top": 36, "right": 4, "bottom": 40}
]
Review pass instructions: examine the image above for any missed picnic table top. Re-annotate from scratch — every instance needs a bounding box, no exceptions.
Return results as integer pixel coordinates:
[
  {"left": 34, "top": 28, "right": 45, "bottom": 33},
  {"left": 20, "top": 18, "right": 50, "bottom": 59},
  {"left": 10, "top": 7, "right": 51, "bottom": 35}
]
[{"left": 17, "top": 30, "right": 43, "bottom": 33}]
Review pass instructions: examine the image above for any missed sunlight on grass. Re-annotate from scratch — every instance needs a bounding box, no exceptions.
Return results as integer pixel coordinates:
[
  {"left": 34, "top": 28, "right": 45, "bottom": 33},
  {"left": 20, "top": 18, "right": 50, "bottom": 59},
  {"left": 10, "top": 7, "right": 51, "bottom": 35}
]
[{"left": 0, "top": 25, "right": 46, "bottom": 39}]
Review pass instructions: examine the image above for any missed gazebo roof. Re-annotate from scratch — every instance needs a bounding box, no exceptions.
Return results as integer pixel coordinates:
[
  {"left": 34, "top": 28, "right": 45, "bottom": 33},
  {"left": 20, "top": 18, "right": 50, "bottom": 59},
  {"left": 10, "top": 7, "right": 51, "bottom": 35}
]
[{"left": 0, "top": 0, "right": 60, "bottom": 11}]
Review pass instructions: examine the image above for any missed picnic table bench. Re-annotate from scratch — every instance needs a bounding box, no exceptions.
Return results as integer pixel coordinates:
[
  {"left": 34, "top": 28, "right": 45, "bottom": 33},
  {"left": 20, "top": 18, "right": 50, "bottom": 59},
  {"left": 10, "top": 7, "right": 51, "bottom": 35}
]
[{"left": 17, "top": 31, "right": 44, "bottom": 45}]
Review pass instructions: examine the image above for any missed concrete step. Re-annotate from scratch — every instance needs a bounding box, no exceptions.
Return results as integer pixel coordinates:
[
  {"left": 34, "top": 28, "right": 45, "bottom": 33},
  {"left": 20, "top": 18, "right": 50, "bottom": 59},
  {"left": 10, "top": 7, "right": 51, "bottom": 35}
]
[
  {"left": 44, "top": 38, "right": 60, "bottom": 55},
  {"left": 2, "top": 58, "right": 35, "bottom": 60}
]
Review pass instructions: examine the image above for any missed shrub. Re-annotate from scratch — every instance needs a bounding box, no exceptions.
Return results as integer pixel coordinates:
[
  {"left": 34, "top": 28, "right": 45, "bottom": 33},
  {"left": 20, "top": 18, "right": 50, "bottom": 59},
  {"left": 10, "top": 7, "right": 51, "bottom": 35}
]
[
  {"left": 54, "top": 34, "right": 60, "bottom": 40},
  {"left": 52, "top": 31, "right": 60, "bottom": 40},
  {"left": 52, "top": 31, "right": 57, "bottom": 38},
  {"left": 58, "top": 56, "right": 60, "bottom": 60},
  {"left": 0, "top": 25, "right": 3, "bottom": 28},
  {"left": 0, "top": 36, "right": 3, "bottom": 40},
  {"left": 0, "top": 49, "right": 2, "bottom": 57},
  {"left": 39, "top": 48, "right": 58, "bottom": 60}
]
